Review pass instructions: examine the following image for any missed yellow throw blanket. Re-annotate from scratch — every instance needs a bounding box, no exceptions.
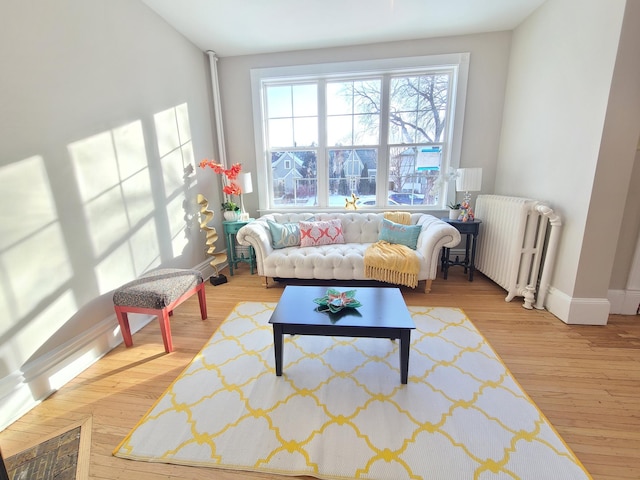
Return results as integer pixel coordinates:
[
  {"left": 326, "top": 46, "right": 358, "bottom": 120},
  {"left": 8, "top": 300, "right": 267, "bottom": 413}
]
[
  {"left": 382, "top": 211, "right": 411, "bottom": 225},
  {"left": 364, "top": 212, "right": 420, "bottom": 288}
]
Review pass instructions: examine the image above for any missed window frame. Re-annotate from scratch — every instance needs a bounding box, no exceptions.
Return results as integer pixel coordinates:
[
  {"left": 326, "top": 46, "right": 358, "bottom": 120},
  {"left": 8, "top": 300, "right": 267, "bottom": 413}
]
[{"left": 250, "top": 53, "right": 469, "bottom": 212}]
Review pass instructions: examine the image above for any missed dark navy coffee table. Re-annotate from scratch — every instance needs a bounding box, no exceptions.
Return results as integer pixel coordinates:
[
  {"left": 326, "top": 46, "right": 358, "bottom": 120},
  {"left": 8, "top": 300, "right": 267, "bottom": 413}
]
[{"left": 269, "top": 285, "right": 415, "bottom": 384}]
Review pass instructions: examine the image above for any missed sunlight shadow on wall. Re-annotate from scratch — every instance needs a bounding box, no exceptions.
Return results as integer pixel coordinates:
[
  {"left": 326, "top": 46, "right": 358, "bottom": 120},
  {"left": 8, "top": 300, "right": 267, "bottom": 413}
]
[
  {"left": 154, "top": 103, "right": 196, "bottom": 257},
  {"left": 1, "top": 104, "right": 202, "bottom": 429},
  {"left": 68, "top": 120, "right": 161, "bottom": 293},
  {"left": 0, "top": 156, "right": 76, "bottom": 376}
]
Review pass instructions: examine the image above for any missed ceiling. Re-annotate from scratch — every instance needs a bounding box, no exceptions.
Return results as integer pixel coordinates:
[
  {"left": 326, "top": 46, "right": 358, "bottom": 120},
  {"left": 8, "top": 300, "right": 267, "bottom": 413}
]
[{"left": 140, "top": 0, "right": 547, "bottom": 57}]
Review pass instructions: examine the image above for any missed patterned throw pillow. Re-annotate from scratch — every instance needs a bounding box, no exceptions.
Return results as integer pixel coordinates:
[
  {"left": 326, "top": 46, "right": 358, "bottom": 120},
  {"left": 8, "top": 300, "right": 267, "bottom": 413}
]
[
  {"left": 378, "top": 218, "right": 422, "bottom": 250},
  {"left": 267, "top": 220, "right": 302, "bottom": 249},
  {"left": 299, "top": 219, "right": 345, "bottom": 247}
]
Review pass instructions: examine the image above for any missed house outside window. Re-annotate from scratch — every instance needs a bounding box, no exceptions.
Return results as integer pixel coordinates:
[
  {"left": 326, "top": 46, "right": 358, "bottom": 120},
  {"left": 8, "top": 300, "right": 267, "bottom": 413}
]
[{"left": 251, "top": 54, "right": 469, "bottom": 210}]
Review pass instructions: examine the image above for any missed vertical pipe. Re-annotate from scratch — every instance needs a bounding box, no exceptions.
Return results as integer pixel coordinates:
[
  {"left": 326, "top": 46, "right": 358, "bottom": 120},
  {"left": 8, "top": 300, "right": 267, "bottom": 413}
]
[
  {"left": 534, "top": 206, "right": 562, "bottom": 310},
  {"left": 207, "top": 51, "right": 227, "bottom": 167}
]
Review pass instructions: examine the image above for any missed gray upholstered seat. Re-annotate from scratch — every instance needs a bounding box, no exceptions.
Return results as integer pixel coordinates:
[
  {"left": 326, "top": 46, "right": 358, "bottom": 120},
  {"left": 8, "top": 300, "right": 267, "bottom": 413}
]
[
  {"left": 113, "top": 268, "right": 204, "bottom": 309},
  {"left": 113, "top": 268, "right": 207, "bottom": 353}
]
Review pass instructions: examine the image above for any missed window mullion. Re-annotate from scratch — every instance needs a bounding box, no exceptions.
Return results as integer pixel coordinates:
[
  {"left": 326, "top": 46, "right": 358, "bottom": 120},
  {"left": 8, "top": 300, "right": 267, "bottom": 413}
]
[
  {"left": 317, "top": 79, "right": 327, "bottom": 207},
  {"left": 438, "top": 69, "right": 457, "bottom": 207},
  {"left": 378, "top": 74, "right": 391, "bottom": 205}
]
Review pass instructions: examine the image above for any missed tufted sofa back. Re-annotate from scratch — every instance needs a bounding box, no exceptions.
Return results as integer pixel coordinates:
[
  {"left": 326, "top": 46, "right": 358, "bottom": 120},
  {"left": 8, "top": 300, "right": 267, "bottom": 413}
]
[
  {"left": 237, "top": 211, "right": 461, "bottom": 283},
  {"left": 259, "top": 212, "right": 425, "bottom": 244}
]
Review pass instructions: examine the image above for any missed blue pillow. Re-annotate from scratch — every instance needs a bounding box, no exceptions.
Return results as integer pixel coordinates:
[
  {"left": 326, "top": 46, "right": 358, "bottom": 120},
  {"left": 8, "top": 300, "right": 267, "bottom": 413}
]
[
  {"left": 267, "top": 220, "right": 302, "bottom": 249},
  {"left": 378, "top": 218, "right": 421, "bottom": 250}
]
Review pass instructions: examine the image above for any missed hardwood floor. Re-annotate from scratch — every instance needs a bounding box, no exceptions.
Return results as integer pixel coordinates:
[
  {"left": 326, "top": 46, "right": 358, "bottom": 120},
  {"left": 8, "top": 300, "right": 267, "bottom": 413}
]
[{"left": 1, "top": 266, "right": 639, "bottom": 479}]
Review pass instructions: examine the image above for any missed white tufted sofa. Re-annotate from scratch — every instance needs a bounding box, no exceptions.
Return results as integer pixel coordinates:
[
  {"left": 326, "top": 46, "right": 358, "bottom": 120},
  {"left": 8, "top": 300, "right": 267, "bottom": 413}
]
[{"left": 236, "top": 212, "right": 460, "bottom": 293}]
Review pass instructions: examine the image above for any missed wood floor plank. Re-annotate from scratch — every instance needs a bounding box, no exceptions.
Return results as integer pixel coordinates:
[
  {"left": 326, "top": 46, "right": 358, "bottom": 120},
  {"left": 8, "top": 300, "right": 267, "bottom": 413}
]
[{"left": 1, "top": 266, "right": 638, "bottom": 479}]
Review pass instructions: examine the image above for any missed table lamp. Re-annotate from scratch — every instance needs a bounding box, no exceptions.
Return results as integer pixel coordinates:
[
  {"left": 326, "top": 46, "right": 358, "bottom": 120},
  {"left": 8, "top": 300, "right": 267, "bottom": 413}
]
[
  {"left": 238, "top": 172, "right": 253, "bottom": 221},
  {"left": 455, "top": 168, "right": 482, "bottom": 206}
]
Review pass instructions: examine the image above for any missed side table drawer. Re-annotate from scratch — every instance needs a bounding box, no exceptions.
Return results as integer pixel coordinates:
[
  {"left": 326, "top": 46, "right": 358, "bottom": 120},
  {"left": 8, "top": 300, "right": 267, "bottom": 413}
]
[
  {"left": 452, "top": 222, "right": 479, "bottom": 235},
  {"left": 223, "top": 221, "right": 246, "bottom": 235}
]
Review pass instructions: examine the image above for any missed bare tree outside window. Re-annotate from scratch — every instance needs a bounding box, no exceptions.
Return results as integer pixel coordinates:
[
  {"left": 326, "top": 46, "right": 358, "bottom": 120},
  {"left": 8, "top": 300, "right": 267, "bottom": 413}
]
[
  {"left": 390, "top": 74, "right": 449, "bottom": 142},
  {"left": 340, "top": 74, "right": 450, "bottom": 143},
  {"left": 340, "top": 74, "right": 450, "bottom": 205}
]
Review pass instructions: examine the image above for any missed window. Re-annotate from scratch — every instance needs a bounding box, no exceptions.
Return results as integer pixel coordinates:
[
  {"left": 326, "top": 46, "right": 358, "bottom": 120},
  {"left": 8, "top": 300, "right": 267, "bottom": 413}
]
[{"left": 251, "top": 54, "right": 469, "bottom": 210}]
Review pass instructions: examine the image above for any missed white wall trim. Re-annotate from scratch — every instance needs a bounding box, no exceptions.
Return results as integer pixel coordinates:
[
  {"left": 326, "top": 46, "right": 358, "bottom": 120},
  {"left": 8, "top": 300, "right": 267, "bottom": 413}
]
[
  {"left": 0, "top": 260, "right": 215, "bottom": 431},
  {"left": 0, "top": 312, "right": 155, "bottom": 431},
  {"left": 0, "top": 371, "right": 35, "bottom": 433},
  {"left": 608, "top": 289, "right": 626, "bottom": 314},
  {"left": 544, "top": 287, "right": 611, "bottom": 325},
  {"left": 608, "top": 288, "right": 640, "bottom": 315}
]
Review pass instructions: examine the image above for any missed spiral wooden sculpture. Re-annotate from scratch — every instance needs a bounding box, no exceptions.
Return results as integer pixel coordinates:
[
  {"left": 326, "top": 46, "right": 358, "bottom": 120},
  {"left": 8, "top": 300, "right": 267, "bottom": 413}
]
[{"left": 197, "top": 193, "right": 227, "bottom": 275}]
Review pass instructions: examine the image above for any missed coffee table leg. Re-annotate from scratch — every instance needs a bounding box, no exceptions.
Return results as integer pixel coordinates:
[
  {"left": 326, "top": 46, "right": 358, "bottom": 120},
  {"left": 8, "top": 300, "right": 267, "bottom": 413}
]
[
  {"left": 273, "top": 324, "right": 283, "bottom": 376},
  {"left": 400, "top": 329, "right": 411, "bottom": 384}
]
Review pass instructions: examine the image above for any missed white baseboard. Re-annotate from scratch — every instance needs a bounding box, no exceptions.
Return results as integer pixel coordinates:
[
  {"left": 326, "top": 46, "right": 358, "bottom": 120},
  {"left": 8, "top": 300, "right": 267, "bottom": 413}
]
[
  {"left": 0, "top": 372, "right": 33, "bottom": 432},
  {"left": 608, "top": 289, "right": 640, "bottom": 315},
  {"left": 0, "top": 312, "right": 153, "bottom": 431},
  {"left": 0, "top": 261, "right": 215, "bottom": 431},
  {"left": 544, "top": 287, "right": 611, "bottom": 325}
]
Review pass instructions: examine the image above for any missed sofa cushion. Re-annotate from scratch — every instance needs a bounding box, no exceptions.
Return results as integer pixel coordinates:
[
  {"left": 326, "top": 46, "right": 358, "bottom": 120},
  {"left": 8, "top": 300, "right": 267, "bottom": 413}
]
[
  {"left": 300, "top": 219, "right": 345, "bottom": 247},
  {"left": 267, "top": 220, "right": 302, "bottom": 249},
  {"left": 378, "top": 218, "right": 421, "bottom": 250}
]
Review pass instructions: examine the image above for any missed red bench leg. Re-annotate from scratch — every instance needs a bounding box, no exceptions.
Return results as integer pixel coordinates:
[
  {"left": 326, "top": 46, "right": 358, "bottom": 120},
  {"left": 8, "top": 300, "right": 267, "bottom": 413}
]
[
  {"left": 115, "top": 307, "right": 133, "bottom": 347},
  {"left": 197, "top": 283, "right": 207, "bottom": 320},
  {"left": 158, "top": 308, "right": 173, "bottom": 353}
]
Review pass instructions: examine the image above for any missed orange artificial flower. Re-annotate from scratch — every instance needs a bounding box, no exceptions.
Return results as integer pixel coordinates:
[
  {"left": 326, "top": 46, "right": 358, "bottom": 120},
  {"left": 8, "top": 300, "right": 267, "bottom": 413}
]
[
  {"left": 199, "top": 159, "right": 225, "bottom": 175},
  {"left": 199, "top": 159, "right": 243, "bottom": 194},
  {"left": 200, "top": 159, "right": 242, "bottom": 182},
  {"left": 223, "top": 183, "right": 241, "bottom": 196},
  {"left": 225, "top": 163, "right": 242, "bottom": 181}
]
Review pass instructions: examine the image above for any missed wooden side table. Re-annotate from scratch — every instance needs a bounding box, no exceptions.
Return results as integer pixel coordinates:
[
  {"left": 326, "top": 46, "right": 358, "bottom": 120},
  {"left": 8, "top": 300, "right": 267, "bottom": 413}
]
[
  {"left": 440, "top": 218, "right": 482, "bottom": 281},
  {"left": 223, "top": 220, "right": 256, "bottom": 276}
]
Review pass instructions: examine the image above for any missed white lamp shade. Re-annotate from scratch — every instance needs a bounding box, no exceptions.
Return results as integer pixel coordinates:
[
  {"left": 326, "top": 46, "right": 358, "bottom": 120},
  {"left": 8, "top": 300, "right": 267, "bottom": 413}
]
[
  {"left": 456, "top": 168, "right": 482, "bottom": 192},
  {"left": 238, "top": 172, "right": 253, "bottom": 194}
]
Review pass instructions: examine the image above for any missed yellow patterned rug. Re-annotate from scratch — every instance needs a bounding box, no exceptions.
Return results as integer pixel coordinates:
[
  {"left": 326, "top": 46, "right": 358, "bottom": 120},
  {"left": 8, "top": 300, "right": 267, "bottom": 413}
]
[{"left": 113, "top": 302, "right": 591, "bottom": 480}]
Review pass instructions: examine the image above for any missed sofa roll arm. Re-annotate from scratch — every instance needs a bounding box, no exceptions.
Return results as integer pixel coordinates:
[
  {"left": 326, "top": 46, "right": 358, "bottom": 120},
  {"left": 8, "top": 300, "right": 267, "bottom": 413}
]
[
  {"left": 236, "top": 219, "right": 274, "bottom": 276},
  {"left": 416, "top": 215, "right": 462, "bottom": 279}
]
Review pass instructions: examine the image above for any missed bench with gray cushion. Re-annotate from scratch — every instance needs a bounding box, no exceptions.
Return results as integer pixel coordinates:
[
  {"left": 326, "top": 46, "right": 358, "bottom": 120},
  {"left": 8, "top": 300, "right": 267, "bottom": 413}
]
[{"left": 113, "top": 268, "right": 207, "bottom": 352}]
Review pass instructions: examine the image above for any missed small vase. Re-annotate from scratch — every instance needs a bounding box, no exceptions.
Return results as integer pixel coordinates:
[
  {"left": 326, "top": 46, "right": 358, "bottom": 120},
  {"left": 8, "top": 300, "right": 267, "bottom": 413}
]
[
  {"left": 449, "top": 209, "right": 461, "bottom": 220},
  {"left": 224, "top": 211, "right": 238, "bottom": 221}
]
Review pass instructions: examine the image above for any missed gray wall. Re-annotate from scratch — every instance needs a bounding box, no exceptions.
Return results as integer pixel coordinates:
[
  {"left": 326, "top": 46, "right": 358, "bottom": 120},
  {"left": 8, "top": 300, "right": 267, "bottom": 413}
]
[
  {"left": 612, "top": 149, "right": 640, "bottom": 290},
  {"left": 0, "top": 0, "right": 216, "bottom": 427},
  {"left": 495, "top": 0, "right": 640, "bottom": 323},
  {"left": 603, "top": 1, "right": 640, "bottom": 293}
]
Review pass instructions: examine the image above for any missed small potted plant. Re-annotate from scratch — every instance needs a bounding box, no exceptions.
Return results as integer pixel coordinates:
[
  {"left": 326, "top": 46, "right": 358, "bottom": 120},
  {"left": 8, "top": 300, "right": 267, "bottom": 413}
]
[
  {"left": 221, "top": 201, "right": 240, "bottom": 221},
  {"left": 447, "top": 202, "right": 461, "bottom": 220}
]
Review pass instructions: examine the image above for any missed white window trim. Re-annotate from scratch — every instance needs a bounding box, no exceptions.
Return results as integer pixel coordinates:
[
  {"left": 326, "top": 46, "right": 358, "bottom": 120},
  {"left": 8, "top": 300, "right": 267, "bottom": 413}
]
[{"left": 250, "top": 53, "right": 470, "bottom": 212}]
